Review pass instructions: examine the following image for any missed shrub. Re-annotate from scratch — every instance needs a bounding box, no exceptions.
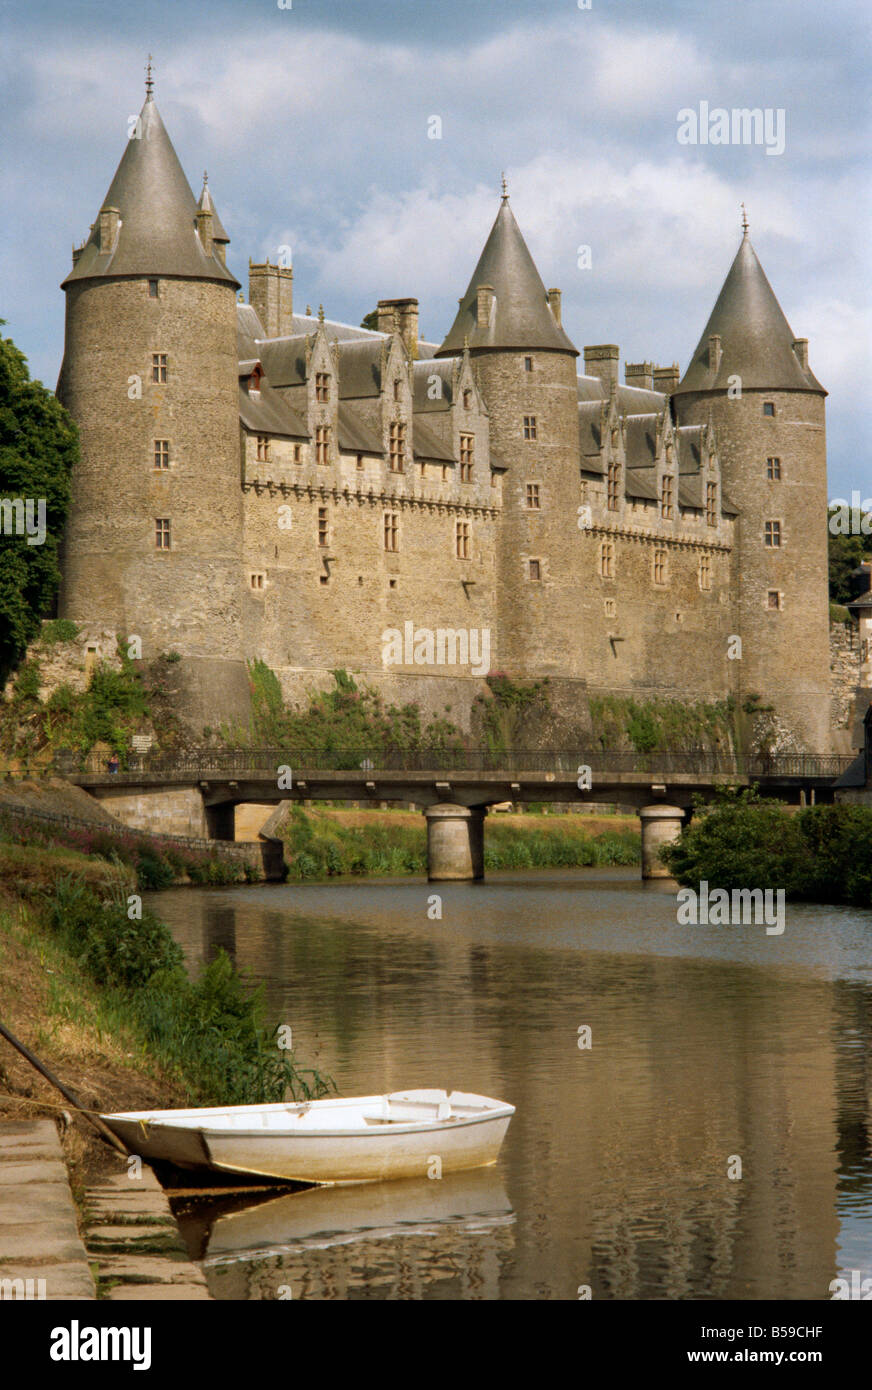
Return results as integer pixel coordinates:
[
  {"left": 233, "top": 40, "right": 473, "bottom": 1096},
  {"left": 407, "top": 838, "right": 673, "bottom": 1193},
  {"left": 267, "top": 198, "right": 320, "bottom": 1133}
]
[
  {"left": 662, "top": 790, "right": 872, "bottom": 907},
  {"left": 40, "top": 619, "right": 80, "bottom": 645},
  {"left": 43, "top": 876, "right": 334, "bottom": 1105}
]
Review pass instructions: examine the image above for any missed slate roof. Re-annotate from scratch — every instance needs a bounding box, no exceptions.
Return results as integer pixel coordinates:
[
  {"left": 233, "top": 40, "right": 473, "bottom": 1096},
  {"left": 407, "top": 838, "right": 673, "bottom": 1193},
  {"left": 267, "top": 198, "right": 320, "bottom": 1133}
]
[
  {"left": 675, "top": 232, "right": 824, "bottom": 396},
  {"left": 335, "top": 339, "right": 384, "bottom": 399},
  {"left": 437, "top": 199, "right": 577, "bottom": 356},
  {"left": 257, "top": 336, "right": 309, "bottom": 388},
  {"left": 625, "top": 470, "right": 659, "bottom": 503},
  {"left": 413, "top": 417, "right": 455, "bottom": 462},
  {"left": 337, "top": 404, "right": 383, "bottom": 455},
  {"left": 197, "top": 179, "right": 229, "bottom": 243},
  {"left": 288, "top": 314, "right": 381, "bottom": 343},
  {"left": 62, "top": 97, "right": 238, "bottom": 289},
  {"left": 577, "top": 374, "right": 666, "bottom": 416},
  {"left": 237, "top": 303, "right": 265, "bottom": 357},
  {"left": 676, "top": 426, "right": 702, "bottom": 472},
  {"left": 578, "top": 401, "right": 603, "bottom": 463},
  {"left": 413, "top": 359, "right": 454, "bottom": 412},
  {"left": 239, "top": 380, "right": 307, "bottom": 439},
  {"left": 624, "top": 415, "right": 658, "bottom": 469}
]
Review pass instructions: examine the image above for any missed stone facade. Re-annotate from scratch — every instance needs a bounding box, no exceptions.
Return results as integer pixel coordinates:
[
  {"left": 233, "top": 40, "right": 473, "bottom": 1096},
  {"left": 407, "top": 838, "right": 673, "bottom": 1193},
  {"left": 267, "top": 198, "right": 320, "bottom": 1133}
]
[
  {"left": 830, "top": 620, "right": 862, "bottom": 749},
  {"left": 54, "top": 85, "right": 852, "bottom": 751}
]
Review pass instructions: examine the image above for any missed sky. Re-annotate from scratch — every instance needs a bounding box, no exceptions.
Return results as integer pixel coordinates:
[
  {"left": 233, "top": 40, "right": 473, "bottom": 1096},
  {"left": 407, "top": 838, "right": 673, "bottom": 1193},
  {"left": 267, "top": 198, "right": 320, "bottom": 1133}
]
[{"left": 0, "top": 0, "right": 869, "bottom": 496}]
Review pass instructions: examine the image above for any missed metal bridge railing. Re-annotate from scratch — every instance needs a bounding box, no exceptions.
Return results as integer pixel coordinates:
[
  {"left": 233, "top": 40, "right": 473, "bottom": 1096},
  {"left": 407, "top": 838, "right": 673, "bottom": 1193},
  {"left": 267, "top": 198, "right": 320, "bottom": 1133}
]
[{"left": 58, "top": 747, "right": 855, "bottom": 781}]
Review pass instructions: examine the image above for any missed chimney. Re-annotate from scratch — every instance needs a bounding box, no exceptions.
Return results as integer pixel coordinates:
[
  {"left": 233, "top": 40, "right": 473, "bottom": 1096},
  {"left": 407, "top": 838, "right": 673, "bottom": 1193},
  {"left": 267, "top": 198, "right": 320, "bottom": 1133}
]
[
  {"left": 248, "top": 260, "right": 294, "bottom": 338},
  {"left": 708, "top": 334, "right": 722, "bottom": 373},
  {"left": 653, "top": 363, "right": 680, "bottom": 394},
  {"left": 377, "top": 298, "right": 419, "bottom": 357},
  {"left": 196, "top": 206, "right": 213, "bottom": 257},
  {"left": 625, "top": 361, "right": 654, "bottom": 391},
  {"left": 546, "top": 287, "right": 562, "bottom": 325},
  {"left": 377, "top": 302, "right": 398, "bottom": 335},
  {"left": 584, "top": 344, "right": 620, "bottom": 390},
  {"left": 793, "top": 338, "right": 809, "bottom": 371},
  {"left": 476, "top": 284, "right": 495, "bottom": 328},
  {"left": 98, "top": 206, "right": 120, "bottom": 253}
]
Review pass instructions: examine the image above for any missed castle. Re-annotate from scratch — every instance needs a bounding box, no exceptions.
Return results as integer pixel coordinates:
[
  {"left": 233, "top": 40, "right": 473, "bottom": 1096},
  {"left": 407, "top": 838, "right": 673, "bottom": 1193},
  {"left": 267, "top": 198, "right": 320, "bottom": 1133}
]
[{"left": 56, "top": 79, "right": 835, "bottom": 751}]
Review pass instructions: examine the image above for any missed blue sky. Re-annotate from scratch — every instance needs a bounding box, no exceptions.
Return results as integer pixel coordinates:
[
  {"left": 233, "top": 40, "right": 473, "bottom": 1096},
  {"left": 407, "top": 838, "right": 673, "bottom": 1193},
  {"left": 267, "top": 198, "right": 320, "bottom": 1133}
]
[{"left": 1, "top": 0, "right": 869, "bottom": 495}]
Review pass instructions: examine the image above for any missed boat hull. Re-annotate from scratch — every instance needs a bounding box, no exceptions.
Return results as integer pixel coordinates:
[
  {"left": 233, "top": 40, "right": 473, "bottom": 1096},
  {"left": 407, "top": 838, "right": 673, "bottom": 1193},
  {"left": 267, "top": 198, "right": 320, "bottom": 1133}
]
[
  {"left": 102, "top": 1091, "right": 514, "bottom": 1185},
  {"left": 200, "top": 1114, "right": 512, "bottom": 1184}
]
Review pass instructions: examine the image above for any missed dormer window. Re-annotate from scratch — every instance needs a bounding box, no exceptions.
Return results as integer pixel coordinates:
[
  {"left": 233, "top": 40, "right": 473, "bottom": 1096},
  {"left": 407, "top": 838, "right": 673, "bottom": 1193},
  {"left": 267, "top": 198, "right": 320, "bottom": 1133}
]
[
  {"left": 463, "top": 389, "right": 472, "bottom": 409},
  {"left": 393, "top": 380, "right": 401, "bottom": 402},
  {"left": 316, "top": 372, "right": 330, "bottom": 403}
]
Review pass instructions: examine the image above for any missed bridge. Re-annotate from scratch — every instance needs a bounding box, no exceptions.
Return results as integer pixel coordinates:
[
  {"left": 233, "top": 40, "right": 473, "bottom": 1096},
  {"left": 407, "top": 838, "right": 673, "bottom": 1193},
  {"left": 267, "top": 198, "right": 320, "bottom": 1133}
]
[{"left": 62, "top": 748, "right": 852, "bottom": 881}]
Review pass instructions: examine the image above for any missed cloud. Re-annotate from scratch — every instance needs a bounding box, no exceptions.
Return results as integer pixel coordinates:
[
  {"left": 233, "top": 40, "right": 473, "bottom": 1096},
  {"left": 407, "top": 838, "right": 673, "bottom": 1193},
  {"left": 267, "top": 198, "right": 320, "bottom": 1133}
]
[{"left": 0, "top": 0, "right": 866, "bottom": 494}]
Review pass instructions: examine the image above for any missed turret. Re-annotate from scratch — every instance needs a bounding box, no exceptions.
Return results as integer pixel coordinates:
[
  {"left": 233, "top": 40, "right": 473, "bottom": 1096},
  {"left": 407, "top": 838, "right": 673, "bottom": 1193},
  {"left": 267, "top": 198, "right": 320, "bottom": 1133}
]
[
  {"left": 673, "top": 214, "right": 830, "bottom": 750},
  {"left": 56, "top": 67, "right": 249, "bottom": 727},
  {"left": 436, "top": 183, "right": 580, "bottom": 676}
]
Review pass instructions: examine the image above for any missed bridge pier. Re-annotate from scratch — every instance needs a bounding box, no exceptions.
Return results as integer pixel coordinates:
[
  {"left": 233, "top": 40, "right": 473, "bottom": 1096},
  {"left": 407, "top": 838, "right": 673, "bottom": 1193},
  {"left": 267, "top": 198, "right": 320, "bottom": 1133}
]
[
  {"left": 638, "top": 804, "right": 685, "bottom": 879},
  {"left": 425, "top": 804, "right": 486, "bottom": 881}
]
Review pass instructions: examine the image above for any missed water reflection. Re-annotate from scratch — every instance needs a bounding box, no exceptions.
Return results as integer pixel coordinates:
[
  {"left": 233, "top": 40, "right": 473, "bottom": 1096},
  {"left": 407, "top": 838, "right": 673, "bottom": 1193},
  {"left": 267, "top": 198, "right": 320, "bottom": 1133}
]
[
  {"left": 148, "top": 870, "right": 872, "bottom": 1300},
  {"left": 174, "top": 1169, "right": 514, "bottom": 1300}
]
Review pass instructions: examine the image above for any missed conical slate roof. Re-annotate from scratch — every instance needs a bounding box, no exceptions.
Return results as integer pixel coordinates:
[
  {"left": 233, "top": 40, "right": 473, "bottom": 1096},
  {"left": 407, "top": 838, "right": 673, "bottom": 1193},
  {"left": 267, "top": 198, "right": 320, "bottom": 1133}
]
[
  {"left": 436, "top": 197, "right": 577, "bottom": 356},
  {"left": 197, "top": 177, "right": 229, "bottom": 244},
  {"left": 62, "top": 96, "right": 238, "bottom": 288},
  {"left": 675, "top": 231, "right": 822, "bottom": 395}
]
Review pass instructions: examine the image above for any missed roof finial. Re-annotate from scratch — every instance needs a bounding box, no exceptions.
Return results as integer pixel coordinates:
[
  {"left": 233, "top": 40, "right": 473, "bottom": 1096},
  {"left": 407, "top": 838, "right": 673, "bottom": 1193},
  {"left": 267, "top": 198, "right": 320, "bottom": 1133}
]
[
  {"left": 203, "top": 170, "right": 208, "bottom": 188},
  {"left": 501, "top": 171, "right": 509, "bottom": 201},
  {"left": 145, "top": 55, "right": 154, "bottom": 98},
  {"left": 318, "top": 304, "right": 325, "bottom": 324},
  {"left": 741, "top": 201, "right": 749, "bottom": 235}
]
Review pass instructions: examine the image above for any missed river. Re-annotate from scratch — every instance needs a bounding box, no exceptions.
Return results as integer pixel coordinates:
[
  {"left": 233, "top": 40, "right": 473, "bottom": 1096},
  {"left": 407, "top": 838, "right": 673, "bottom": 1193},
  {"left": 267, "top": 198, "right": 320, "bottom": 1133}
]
[{"left": 146, "top": 868, "right": 872, "bottom": 1301}]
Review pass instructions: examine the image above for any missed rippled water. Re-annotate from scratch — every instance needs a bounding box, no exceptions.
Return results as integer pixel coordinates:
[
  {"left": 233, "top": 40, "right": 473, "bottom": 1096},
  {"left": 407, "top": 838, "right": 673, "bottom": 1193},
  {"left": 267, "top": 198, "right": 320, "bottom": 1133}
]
[{"left": 147, "top": 869, "right": 872, "bottom": 1300}]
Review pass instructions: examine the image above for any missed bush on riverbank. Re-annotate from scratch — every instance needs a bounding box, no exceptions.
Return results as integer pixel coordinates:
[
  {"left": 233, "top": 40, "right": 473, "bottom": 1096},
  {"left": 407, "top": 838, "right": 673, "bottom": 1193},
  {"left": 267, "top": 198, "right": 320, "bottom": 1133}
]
[
  {"left": 281, "top": 806, "right": 640, "bottom": 878},
  {"left": 41, "top": 875, "right": 334, "bottom": 1105},
  {"left": 661, "top": 790, "right": 872, "bottom": 907}
]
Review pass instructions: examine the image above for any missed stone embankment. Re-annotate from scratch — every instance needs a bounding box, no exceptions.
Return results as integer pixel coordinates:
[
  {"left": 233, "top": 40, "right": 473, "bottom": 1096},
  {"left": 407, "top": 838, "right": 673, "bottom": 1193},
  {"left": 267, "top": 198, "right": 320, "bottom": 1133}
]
[
  {"left": 0, "top": 1119, "right": 95, "bottom": 1299},
  {"left": 0, "top": 1120, "right": 211, "bottom": 1301},
  {"left": 85, "top": 1161, "right": 210, "bottom": 1301}
]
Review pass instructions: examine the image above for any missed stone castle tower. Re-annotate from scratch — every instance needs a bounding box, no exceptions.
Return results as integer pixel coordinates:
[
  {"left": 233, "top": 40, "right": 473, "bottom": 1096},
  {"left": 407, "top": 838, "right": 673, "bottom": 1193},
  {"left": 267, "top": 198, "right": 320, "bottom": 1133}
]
[
  {"left": 673, "top": 222, "right": 831, "bottom": 750},
  {"left": 56, "top": 77, "right": 250, "bottom": 725},
  {"left": 54, "top": 77, "right": 839, "bottom": 753},
  {"left": 435, "top": 192, "right": 583, "bottom": 677}
]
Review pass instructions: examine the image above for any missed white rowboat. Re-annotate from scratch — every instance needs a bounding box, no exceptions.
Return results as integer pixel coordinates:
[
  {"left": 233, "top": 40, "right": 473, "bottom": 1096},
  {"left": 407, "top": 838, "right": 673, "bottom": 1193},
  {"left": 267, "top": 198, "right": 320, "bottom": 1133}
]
[{"left": 101, "top": 1089, "right": 515, "bottom": 1185}]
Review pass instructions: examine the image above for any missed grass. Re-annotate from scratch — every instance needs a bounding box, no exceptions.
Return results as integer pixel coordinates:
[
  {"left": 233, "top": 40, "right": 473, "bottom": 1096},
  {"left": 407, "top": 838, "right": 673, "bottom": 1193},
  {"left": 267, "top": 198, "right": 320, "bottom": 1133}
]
[
  {"left": 0, "top": 806, "right": 257, "bottom": 889},
  {"left": 280, "top": 806, "right": 641, "bottom": 878},
  {"left": 0, "top": 839, "right": 335, "bottom": 1190}
]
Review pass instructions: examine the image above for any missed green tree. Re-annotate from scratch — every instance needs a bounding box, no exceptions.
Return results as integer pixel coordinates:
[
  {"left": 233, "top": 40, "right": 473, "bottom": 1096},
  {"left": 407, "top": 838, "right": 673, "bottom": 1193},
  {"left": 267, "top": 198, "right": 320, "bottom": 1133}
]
[
  {"left": 360, "top": 310, "right": 380, "bottom": 331},
  {"left": 828, "top": 505, "right": 870, "bottom": 605},
  {"left": 0, "top": 324, "right": 77, "bottom": 685}
]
